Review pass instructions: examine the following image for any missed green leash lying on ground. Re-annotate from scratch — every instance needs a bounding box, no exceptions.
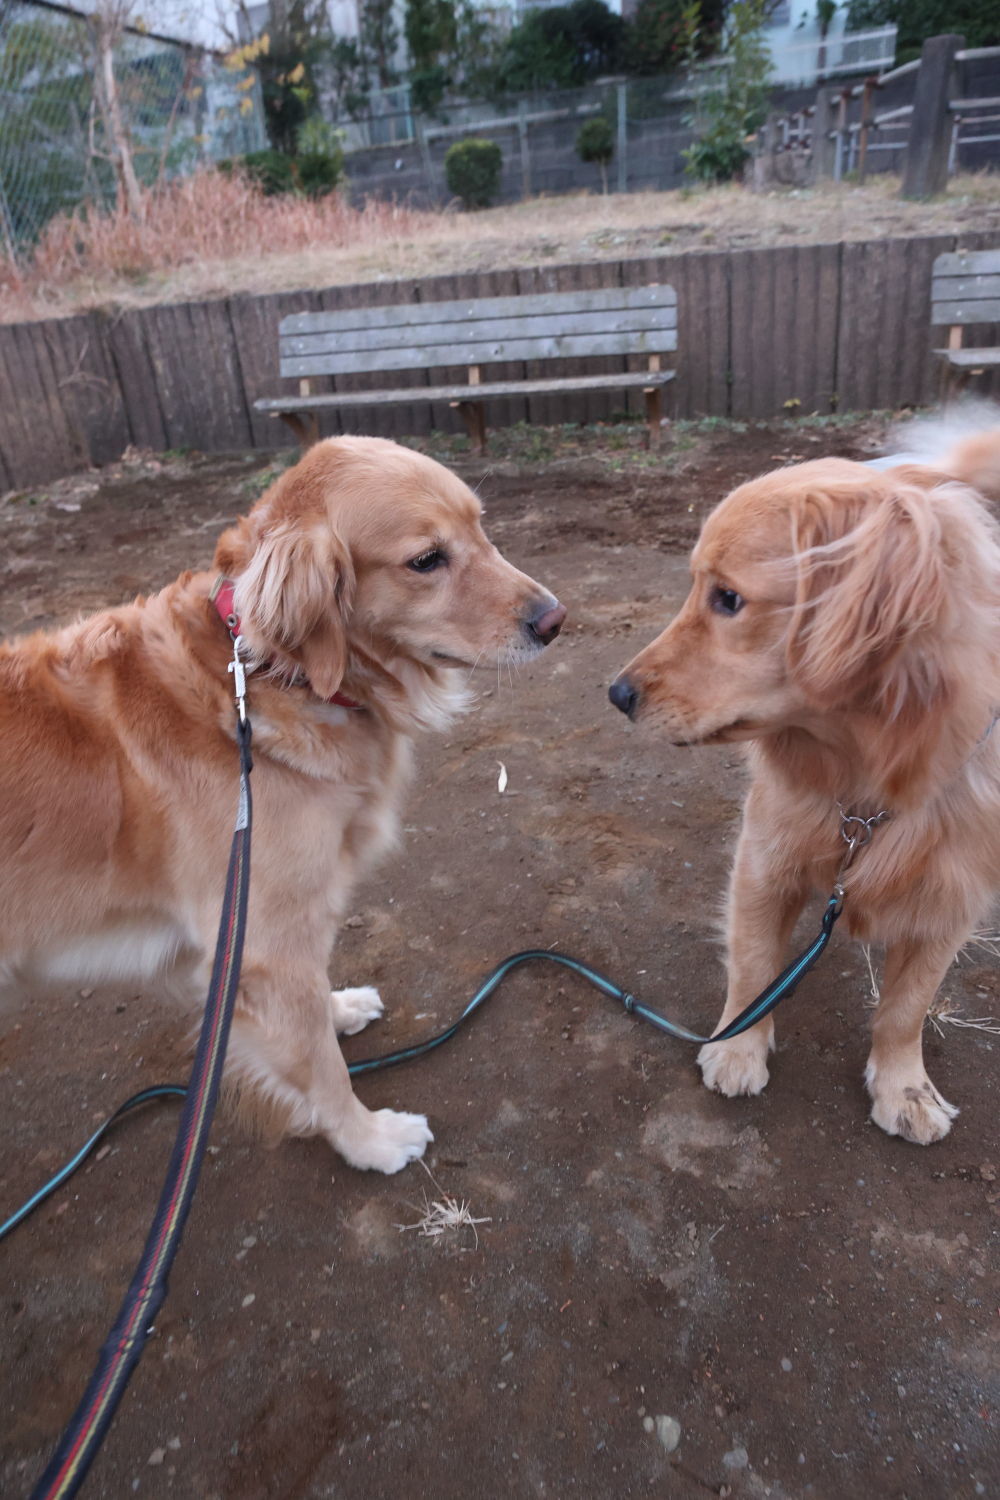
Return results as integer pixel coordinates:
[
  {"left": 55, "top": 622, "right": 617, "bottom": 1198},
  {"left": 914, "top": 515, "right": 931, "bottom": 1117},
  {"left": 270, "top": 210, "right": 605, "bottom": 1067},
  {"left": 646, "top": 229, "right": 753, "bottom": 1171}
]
[{"left": 2, "top": 901, "right": 846, "bottom": 1250}]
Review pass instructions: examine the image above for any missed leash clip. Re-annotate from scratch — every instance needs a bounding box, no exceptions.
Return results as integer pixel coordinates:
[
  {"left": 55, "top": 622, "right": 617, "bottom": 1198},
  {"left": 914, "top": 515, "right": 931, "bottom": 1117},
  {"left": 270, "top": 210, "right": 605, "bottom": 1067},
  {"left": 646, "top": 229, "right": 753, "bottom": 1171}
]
[
  {"left": 228, "top": 634, "right": 248, "bottom": 725},
  {"left": 835, "top": 804, "right": 890, "bottom": 880}
]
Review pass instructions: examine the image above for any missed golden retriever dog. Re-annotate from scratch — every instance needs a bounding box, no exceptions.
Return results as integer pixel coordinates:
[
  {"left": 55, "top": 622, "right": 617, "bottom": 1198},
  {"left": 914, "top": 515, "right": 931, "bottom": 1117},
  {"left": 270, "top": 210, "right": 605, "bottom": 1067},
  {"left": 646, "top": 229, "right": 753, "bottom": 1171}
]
[
  {"left": 609, "top": 413, "right": 1000, "bottom": 1144},
  {"left": 0, "top": 436, "right": 565, "bottom": 1172}
]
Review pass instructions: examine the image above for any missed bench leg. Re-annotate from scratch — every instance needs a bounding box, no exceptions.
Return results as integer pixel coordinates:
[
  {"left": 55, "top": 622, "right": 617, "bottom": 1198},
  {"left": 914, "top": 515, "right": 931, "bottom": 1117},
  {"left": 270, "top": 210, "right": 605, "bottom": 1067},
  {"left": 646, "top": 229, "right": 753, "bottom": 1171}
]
[
  {"left": 278, "top": 411, "right": 320, "bottom": 449},
  {"left": 644, "top": 385, "right": 662, "bottom": 449},
  {"left": 453, "top": 400, "right": 487, "bottom": 455}
]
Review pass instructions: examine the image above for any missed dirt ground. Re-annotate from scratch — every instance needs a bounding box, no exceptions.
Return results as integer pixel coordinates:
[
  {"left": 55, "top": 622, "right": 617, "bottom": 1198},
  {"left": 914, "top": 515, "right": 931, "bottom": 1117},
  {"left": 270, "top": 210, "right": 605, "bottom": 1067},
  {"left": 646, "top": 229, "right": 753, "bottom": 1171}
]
[{"left": 1, "top": 418, "right": 997, "bottom": 1500}]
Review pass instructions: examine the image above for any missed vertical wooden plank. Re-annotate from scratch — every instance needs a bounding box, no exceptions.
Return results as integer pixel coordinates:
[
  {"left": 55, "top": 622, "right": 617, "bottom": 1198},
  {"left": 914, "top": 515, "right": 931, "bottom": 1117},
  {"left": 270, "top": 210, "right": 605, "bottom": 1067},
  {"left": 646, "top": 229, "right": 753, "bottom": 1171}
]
[
  {"left": 106, "top": 309, "right": 169, "bottom": 452},
  {"left": 228, "top": 289, "right": 324, "bottom": 450},
  {"left": 0, "top": 324, "right": 40, "bottom": 489},
  {"left": 140, "top": 300, "right": 253, "bottom": 453},
  {"left": 769, "top": 246, "right": 798, "bottom": 418},
  {"left": 42, "top": 312, "right": 129, "bottom": 468},
  {"left": 7, "top": 322, "right": 79, "bottom": 480},
  {"left": 729, "top": 249, "right": 765, "bottom": 419},
  {"left": 837, "top": 240, "right": 889, "bottom": 413},
  {"left": 790, "top": 242, "right": 840, "bottom": 415}
]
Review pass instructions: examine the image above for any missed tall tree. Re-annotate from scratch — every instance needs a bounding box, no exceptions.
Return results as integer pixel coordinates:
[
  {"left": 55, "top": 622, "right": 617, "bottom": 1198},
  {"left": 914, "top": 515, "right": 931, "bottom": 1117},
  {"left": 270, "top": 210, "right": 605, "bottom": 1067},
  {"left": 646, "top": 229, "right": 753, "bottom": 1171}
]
[{"left": 360, "top": 0, "right": 401, "bottom": 89}]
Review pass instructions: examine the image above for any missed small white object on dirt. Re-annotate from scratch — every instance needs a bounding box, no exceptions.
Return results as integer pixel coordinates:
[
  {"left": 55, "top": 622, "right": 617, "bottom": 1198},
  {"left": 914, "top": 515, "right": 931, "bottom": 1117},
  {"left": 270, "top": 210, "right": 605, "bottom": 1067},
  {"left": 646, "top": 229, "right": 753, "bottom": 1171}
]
[
  {"left": 654, "top": 1415, "right": 681, "bottom": 1452},
  {"left": 497, "top": 762, "right": 508, "bottom": 794},
  {"left": 147, "top": 1448, "right": 166, "bottom": 1466},
  {"left": 241, "top": 1293, "right": 255, "bottom": 1308},
  {"left": 723, "top": 1446, "right": 750, "bottom": 1470},
  {"left": 396, "top": 1160, "right": 491, "bottom": 1247}
]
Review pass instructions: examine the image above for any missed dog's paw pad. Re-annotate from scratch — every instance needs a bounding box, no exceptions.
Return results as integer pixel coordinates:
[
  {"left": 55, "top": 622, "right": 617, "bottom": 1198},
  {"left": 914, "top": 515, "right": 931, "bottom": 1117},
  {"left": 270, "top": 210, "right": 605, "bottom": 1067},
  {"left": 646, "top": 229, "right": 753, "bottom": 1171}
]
[
  {"left": 349, "top": 1110, "right": 433, "bottom": 1174},
  {"left": 698, "top": 1040, "right": 770, "bottom": 1098},
  {"left": 329, "top": 985, "right": 384, "bottom": 1035},
  {"left": 869, "top": 1079, "right": 958, "bottom": 1145}
]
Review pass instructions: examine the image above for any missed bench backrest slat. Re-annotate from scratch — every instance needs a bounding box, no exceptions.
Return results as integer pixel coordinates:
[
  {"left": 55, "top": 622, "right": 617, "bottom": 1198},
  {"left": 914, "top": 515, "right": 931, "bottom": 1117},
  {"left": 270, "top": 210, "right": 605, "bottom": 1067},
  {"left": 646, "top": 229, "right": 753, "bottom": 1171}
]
[
  {"left": 278, "top": 285, "right": 677, "bottom": 379},
  {"left": 931, "top": 250, "right": 1000, "bottom": 325}
]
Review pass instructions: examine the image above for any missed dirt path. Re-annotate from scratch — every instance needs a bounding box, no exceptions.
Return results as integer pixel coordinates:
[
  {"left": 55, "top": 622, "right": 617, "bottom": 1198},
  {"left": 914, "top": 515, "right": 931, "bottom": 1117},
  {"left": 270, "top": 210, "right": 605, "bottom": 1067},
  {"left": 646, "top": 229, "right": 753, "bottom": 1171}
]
[{"left": 1, "top": 420, "right": 997, "bottom": 1499}]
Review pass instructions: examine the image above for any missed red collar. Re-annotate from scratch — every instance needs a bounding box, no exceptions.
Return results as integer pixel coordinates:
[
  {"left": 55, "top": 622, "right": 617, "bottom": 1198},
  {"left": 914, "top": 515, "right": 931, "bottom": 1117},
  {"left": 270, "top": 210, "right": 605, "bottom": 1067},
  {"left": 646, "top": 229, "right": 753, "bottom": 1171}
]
[{"left": 210, "top": 576, "right": 362, "bottom": 711}]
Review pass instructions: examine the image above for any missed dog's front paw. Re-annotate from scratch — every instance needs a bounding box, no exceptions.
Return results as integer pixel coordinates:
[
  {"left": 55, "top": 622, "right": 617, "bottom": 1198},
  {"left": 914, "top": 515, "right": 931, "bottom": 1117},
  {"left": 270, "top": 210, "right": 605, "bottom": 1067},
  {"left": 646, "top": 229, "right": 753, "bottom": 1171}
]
[
  {"left": 329, "top": 985, "right": 384, "bottom": 1035},
  {"left": 345, "top": 1109, "right": 433, "bottom": 1174},
  {"left": 866, "top": 1064, "right": 957, "bottom": 1144},
  {"left": 698, "top": 1037, "right": 770, "bottom": 1097}
]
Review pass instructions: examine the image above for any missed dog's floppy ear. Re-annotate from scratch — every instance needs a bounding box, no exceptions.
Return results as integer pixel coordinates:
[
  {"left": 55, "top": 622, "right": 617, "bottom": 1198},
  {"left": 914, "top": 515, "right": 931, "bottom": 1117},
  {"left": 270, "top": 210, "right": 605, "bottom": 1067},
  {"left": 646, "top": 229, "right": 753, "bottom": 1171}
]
[
  {"left": 233, "top": 519, "right": 355, "bottom": 699},
  {"left": 786, "top": 479, "right": 949, "bottom": 714}
]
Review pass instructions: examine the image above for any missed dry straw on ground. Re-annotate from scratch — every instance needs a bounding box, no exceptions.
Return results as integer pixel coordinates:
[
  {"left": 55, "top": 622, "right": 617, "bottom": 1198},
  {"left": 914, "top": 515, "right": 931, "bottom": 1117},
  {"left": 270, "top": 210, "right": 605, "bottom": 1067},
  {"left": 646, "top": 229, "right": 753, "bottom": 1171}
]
[{"left": 3, "top": 169, "right": 1000, "bottom": 325}]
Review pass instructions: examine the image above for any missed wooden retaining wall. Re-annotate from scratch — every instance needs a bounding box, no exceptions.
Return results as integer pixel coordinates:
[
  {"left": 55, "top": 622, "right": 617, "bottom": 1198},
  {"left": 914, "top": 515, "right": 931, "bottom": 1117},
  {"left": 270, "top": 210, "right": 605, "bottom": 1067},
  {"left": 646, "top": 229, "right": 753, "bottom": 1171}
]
[{"left": 1, "top": 231, "right": 998, "bottom": 492}]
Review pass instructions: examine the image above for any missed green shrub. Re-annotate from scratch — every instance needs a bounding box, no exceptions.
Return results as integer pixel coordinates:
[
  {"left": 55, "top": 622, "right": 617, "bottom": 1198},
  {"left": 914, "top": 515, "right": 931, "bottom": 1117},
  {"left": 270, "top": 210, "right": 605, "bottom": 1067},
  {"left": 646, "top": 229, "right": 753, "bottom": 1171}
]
[
  {"left": 295, "top": 116, "right": 345, "bottom": 197},
  {"left": 576, "top": 115, "right": 614, "bottom": 192},
  {"left": 228, "top": 148, "right": 296, "bottom": 196},
  {"left": 444, "top": 137, "right": 503, "bottom": 209}
]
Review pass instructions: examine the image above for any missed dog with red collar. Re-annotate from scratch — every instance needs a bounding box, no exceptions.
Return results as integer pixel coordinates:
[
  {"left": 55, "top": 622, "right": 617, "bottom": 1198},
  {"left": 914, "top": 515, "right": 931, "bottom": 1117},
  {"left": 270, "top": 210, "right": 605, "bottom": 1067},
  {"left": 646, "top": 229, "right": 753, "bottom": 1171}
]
[{"left": 0, "top": 436, "right": 565, "bottom": 1173}]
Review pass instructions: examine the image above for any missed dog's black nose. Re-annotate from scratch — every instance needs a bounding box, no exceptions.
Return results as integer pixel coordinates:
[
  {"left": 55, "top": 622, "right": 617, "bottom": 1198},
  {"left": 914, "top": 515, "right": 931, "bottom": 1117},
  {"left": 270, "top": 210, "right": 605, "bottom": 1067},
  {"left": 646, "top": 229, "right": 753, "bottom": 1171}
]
[
  {"left": 526, "top": 600, "right": 566, "bottom": 646},
  {"left": 608, "top": 675, "right": 639, "bottom": 719}
]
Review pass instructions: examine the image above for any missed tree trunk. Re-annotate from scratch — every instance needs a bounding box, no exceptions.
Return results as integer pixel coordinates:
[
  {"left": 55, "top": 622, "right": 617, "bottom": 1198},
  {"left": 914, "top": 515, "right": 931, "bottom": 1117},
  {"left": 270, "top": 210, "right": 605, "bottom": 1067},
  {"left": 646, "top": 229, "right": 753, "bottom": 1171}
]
[{"left": 92, "top": 6, "right": 145, "bottom": 221}]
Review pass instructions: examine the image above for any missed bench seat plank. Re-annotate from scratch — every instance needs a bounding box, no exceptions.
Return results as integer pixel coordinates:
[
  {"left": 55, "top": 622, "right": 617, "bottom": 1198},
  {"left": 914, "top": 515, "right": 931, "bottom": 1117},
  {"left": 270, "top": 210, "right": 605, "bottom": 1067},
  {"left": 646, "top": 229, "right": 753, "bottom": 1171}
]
[
  {"left": 256, "top": 368, "right": 676, "bottom": 414},
  {"left": 934, "top": 347, "right": 1000, "bottom": 368}
]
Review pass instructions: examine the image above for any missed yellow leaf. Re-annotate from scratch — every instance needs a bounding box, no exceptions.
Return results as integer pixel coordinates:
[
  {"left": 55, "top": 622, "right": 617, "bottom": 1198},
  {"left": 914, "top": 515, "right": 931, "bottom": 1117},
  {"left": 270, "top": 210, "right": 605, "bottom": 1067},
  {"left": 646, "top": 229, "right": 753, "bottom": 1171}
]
[
  {"left": 288, "top": 62, "right": 305, "bottom": 84},
  {"left": 239, "top": 97, "right": 254, "bottom": 115}
]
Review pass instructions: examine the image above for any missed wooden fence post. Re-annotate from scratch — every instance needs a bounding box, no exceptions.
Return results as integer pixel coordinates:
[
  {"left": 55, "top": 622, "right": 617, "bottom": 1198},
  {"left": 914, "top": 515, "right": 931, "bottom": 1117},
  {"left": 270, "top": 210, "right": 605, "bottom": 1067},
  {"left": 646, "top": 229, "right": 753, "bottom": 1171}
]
[
  {"left": 617, "top": 81, "right": 627, "bottom": 192},
  {"left": 901, "top": 33, "right": 965, "bottom": 200},
  {"left": 811, "top": 86, "right": 838, "bottom": 180}
]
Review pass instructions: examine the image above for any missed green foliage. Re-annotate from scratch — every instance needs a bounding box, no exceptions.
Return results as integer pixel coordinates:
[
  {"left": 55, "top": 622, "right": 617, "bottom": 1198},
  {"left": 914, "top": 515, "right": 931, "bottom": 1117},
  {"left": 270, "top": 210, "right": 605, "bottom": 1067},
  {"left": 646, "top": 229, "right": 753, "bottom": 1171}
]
[
  {"left": 405, "top": 0, "right": 458, "bottom": 70},
  {"left": 576, "top": 115, "right": 614, "bottom": 164},
  {"left": 258, "top": 0, "right": 331, "bottom": 154},
  {"left": 846, "top": 0, "right": 1000, "bottom": 62},
  {"left": 405, "top": 0, "right": 459, "bottom": 115},
  {"left": 626, "top": 0, "right": 725, "bottom": 76},
  {"left": 223, "top": 124, "right": 343, "bottom": 198},
  {"left": 495, "top": 0, "right": 625, "bottom": 94},
  {"left": 684, "top": 0, "right": 772, "bottom": 183},
  {"left": 295, "top": 116, "right": 345, "bottom": 196},
  {"left": 360, "top": 0, "right": 401, "bottom": 88},
  {"left": 444, "top": 136, "right": 502, "bottom": 208},
  {"left": 226, "top": 147, "right": 297, "bottom": 195},
  {"left": 576, "top": 114, "right": 614, "bottom": 192}
]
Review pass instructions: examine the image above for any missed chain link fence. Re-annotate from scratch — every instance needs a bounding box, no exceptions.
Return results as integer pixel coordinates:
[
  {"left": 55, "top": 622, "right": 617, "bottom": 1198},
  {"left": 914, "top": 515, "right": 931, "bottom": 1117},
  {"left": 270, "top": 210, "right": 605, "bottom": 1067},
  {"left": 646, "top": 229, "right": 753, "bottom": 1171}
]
[{"left": 0, "top": 0, "right": 266, "bottom": 255}]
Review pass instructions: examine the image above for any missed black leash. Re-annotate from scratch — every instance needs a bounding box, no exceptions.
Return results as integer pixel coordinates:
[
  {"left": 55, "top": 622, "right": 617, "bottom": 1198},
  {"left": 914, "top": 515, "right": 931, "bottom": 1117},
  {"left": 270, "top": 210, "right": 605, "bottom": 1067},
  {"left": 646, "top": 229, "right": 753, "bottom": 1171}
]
[{"left": 21, "top": 697, "right": 253, "bottom": 1500}]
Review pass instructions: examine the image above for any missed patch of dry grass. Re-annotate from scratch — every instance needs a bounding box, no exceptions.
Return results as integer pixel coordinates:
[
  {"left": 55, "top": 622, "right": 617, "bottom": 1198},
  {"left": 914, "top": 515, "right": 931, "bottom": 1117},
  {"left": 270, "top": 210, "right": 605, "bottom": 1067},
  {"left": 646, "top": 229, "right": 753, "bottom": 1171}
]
[{"left": 2, "top": 170, "right": 999, "bottom": 326}]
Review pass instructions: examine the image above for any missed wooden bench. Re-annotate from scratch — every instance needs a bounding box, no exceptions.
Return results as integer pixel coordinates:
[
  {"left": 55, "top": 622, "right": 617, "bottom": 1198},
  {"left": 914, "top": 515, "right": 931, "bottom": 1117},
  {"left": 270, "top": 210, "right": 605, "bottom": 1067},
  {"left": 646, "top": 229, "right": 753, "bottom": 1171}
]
[
  {"left": 931, "top": 249, "right": 1000, "bottom": 399},
  {"left": 253, "top": 284, "right": 678, "bottom": 453}
]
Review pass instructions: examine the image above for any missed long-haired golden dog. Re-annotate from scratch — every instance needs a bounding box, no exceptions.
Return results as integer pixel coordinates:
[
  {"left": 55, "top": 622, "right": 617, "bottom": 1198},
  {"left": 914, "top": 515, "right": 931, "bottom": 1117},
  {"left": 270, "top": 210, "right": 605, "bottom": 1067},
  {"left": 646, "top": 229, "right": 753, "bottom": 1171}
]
[
  {"left": 0, "top": 437, "right": 564, "bottom": 1172},
  {"left": 610, "top": 412, "right": 1000, "bottom": 1143}
]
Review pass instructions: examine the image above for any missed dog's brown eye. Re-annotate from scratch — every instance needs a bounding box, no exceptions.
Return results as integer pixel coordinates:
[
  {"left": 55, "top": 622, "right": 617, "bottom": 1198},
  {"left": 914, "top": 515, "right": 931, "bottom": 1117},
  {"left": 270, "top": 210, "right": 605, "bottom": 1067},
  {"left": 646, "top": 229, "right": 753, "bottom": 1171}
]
[
  {"left": 407, "top": 548, "right": 446, "bottom": 573},
  {"left": 712, "top": 587, "right": 745, "bottom": 616}
]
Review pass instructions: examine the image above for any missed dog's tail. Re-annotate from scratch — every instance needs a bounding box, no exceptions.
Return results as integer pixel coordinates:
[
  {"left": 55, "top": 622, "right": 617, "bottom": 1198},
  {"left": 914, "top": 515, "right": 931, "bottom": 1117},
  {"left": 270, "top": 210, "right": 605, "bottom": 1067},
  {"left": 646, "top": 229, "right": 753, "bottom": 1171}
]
[{"left": 879, "top": 399, "right": 1000, "bottom": 503}]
